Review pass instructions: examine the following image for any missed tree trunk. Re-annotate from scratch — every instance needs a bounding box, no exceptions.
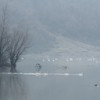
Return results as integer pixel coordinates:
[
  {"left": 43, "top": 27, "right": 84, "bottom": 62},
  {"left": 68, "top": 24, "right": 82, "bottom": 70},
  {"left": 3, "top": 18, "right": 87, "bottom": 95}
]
[{"left": 10, "top": 64, "right": 17, "bottom": 72}]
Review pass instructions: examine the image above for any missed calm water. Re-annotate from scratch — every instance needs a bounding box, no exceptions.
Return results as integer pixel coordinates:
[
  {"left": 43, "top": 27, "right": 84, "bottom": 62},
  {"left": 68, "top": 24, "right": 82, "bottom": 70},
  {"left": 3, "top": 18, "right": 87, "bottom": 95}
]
[
  {"left": 0, "top": 61, "right": 100, "bottom": 100},
  {"left": 19, "top": 60, "right": 100, "bottom": 100}
]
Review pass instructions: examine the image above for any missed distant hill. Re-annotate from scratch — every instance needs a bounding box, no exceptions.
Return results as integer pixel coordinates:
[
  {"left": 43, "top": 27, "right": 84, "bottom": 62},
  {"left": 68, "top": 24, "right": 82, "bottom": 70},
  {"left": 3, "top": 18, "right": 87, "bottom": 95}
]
[{"left": 1, "top": 0, "right": 100, "bottom": 51}]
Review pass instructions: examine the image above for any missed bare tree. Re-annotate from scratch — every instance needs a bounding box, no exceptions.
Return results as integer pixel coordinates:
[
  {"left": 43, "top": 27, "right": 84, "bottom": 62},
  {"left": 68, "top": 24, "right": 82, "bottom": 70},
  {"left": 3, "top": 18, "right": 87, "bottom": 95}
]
[
  {"left": 0, "top": 5, "right": 29, "bottom": 100},
  {"left": 0, "top": 5, "right": 30, "bottom": 71},
  {"left": 9, "top": 28, "right": 29, "bottom": 72},
  {"left": 0, "top": 5, "right": 10, "bottom": 67}
]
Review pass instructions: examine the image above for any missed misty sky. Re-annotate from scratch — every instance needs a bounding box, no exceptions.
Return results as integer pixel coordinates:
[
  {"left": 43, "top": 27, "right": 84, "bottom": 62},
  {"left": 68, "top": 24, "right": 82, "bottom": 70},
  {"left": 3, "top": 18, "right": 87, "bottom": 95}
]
[{"left": 0, "top": 0, "right": 100, "bottom": 52}]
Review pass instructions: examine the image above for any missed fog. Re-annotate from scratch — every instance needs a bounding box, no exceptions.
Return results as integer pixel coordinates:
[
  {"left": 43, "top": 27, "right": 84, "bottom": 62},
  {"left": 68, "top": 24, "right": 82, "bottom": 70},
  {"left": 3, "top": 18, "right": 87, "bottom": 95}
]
[
  {"left": 0, "top": 0, "right": 100, "bottom": 48},
  {"left": 0, "top": 0, "right": 100, "bottom": 100},
  {"left": 3, "top": 0, "right": 100, "bottom": 46}
]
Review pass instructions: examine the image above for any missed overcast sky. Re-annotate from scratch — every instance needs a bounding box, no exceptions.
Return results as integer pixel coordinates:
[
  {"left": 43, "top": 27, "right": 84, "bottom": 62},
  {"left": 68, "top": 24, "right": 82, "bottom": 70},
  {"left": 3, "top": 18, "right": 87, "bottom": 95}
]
[{"left": 1, "top": 0, "right": 100, "bottom": 49}]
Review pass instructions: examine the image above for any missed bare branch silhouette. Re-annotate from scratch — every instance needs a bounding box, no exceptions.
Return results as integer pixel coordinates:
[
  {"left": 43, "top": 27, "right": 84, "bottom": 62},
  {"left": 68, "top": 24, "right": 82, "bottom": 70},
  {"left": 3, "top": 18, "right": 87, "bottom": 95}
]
[
  {"left": 9, "top": 28, "right": 29, "bottom": 72},
  {"left": 0, "top": 5, "right": 10, "bottom": 67}
]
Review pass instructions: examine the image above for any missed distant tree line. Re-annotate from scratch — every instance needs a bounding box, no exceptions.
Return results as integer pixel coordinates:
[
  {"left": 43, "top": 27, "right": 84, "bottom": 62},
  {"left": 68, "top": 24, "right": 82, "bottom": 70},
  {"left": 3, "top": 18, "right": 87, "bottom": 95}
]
[{"left": 0, "top": 6, "right": 29, "bottom": 72}]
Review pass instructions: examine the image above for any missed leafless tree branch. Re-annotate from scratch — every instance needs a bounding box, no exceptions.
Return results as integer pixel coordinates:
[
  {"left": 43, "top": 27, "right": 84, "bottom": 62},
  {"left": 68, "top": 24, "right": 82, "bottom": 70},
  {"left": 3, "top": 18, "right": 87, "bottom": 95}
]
[{"left": 9, "top": 28, "right": 29, "bottom": 72}]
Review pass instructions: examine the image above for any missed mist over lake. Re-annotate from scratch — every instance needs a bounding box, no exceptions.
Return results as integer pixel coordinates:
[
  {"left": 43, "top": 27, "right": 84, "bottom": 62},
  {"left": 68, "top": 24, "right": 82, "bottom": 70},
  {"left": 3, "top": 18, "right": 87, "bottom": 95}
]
[{"left": 0, "top": 0, "right": 100, "bottom": 100}]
